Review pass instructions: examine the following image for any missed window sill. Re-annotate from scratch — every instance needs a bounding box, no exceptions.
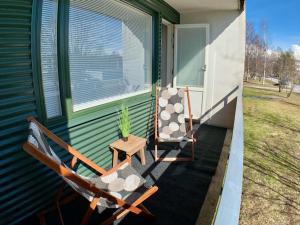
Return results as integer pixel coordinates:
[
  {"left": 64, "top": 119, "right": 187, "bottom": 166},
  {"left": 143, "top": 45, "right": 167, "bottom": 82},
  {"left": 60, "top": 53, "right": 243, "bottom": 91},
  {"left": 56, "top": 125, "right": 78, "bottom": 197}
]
[
  {"left": 73, "top": 89, "right": 152, "bottom": 112},
  {"left": 66, "top": 90, "right": 154, "bottom": 127}
]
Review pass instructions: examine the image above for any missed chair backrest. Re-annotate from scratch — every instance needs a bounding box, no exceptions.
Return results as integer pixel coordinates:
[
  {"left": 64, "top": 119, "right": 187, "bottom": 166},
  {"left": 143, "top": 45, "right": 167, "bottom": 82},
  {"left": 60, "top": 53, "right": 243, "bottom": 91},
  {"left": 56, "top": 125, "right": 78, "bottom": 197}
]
[
  {"left": 156, "top": 87, "right": 188, "bottom": 140},
  {"left": 28, "top": 122, "right": 62, "bottom": 163},
  {"left": 27, "top": 121, "right": 95, "bottom": 202}
]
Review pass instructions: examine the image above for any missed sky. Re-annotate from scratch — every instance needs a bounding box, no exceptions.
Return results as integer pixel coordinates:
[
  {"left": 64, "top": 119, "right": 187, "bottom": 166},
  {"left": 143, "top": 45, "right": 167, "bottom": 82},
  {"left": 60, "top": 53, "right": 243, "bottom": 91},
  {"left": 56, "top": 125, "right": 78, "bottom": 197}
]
[{"left": 247, "top": 0, "right": 300, "bottom": 58}]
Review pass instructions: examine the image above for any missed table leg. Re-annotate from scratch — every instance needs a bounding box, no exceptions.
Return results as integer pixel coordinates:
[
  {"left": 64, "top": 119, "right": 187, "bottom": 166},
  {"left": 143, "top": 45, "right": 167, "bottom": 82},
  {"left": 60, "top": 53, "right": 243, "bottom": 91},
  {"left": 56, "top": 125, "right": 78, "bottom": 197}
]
[
  {"left": 140, "top": 148, "right": 146, "bottom": 165},
  {"left": 113, "top": 149, "right": 118, "bottom": 167},
  {"left": 126, "top": 155, "right": 132, "bottom": 165}
]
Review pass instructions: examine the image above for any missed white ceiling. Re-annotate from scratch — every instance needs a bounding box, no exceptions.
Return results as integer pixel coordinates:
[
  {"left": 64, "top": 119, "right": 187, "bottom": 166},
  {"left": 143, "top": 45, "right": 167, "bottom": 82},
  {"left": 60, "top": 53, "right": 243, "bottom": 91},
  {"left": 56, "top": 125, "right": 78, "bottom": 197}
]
[{"left": 164, "top": 0, "right": 240, "bottom": 13}]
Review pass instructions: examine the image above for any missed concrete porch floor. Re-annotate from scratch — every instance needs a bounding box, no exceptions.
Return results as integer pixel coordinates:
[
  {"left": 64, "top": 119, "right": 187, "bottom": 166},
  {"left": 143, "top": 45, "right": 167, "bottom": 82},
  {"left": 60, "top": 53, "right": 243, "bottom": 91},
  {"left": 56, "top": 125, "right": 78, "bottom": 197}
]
[{"left": 17, "top": 124, "right": 227, "bottom": 225}]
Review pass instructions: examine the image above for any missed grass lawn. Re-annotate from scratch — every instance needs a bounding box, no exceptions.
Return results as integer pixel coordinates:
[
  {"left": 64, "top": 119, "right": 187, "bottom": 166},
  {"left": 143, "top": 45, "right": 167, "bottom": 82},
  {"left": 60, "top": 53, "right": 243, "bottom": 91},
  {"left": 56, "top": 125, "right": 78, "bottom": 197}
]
[{"left": 239, "top": 84, "right": 300, "bottom": 225}]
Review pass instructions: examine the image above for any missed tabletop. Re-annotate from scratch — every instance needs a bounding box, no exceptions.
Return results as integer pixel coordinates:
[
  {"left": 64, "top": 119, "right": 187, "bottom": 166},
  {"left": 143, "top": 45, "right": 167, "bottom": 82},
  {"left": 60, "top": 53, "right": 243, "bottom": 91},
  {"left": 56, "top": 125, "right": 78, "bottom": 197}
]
[{"left": 109, "top": 134, "right": 147, "bottom": 155}]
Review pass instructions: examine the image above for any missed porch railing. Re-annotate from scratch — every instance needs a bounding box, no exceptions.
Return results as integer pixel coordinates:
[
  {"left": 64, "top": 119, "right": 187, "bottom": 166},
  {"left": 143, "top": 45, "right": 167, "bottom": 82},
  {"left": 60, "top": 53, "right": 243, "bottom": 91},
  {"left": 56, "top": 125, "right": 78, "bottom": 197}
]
[{"left": 213, "top": 85, "right": 244, "bottom": 225}]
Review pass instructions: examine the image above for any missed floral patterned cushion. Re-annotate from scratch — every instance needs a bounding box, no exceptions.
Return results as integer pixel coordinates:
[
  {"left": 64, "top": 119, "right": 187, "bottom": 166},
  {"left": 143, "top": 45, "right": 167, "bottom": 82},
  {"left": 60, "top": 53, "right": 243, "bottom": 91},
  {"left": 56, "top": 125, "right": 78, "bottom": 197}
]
[
  {"left": 90, "top": 162, "right": 146, "bottom": 208},
  {"left": 158, "top": 87, "right": 187, "bottom": 141}
]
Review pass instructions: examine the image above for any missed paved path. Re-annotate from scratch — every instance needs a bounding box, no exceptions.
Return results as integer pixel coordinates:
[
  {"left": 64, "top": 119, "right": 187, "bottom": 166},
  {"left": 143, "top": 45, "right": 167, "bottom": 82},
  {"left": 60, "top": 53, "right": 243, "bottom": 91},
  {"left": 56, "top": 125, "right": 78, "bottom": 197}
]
[
  {"left": 294, "top": 85, "right": 300, "bottom": 93},
  {"left": 266, "top": 78, "right": 300, "bottom": 93}
]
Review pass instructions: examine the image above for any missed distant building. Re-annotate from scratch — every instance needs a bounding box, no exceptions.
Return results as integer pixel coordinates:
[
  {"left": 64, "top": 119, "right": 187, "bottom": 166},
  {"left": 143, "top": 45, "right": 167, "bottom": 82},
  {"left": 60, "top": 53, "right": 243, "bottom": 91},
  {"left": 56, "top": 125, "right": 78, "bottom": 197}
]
[
  {"left": 296, "top": 59, "right": 300, "bottom": 83},
  {"left": 296, "top": 60, "right": 300, "bottom": 74}
]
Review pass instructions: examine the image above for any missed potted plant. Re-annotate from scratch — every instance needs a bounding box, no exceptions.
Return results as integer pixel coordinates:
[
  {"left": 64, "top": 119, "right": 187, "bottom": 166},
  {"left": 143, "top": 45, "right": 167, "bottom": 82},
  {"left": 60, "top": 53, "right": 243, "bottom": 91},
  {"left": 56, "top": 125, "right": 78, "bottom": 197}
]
[{"left": 119, "top": 105, "right": 131, "bottom": 142}]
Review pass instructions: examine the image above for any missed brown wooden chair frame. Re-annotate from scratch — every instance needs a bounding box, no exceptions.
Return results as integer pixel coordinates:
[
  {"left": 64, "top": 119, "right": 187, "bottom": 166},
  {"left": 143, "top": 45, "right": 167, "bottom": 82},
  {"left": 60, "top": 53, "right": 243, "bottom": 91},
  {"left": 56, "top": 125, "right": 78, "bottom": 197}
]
[
  {"left": 154, "top": 86, "right": 196, "bottom": 162},
  {"left": 23, "top": 116, "right": 158, "bottom": 225}
]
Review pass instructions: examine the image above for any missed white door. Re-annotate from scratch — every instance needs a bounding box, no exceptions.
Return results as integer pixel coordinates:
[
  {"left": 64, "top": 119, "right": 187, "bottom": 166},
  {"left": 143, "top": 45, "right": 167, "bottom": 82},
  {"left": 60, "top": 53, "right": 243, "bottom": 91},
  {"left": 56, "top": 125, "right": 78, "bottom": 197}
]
[{"left": 174, "top": 24, "right": 209, "bottom": 119}]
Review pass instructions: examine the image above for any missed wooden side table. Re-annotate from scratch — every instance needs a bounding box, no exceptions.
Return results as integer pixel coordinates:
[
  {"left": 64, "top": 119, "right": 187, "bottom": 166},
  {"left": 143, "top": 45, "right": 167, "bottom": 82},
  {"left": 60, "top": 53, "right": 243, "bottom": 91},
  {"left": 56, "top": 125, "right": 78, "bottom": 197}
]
[{"left": 110, "top": 134, "right": 147, "bottom": 167}]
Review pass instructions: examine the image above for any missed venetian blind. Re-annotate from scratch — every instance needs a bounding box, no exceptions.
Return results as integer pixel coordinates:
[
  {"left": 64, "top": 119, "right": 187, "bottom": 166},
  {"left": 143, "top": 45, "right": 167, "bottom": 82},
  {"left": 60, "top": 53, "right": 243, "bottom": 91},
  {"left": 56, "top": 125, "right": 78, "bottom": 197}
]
[
  {"left": 40, "top": 0, "right": 62, "bottom": 118},
  {"left": 68, "top": 0, "right": 152, "bottom": 112}
]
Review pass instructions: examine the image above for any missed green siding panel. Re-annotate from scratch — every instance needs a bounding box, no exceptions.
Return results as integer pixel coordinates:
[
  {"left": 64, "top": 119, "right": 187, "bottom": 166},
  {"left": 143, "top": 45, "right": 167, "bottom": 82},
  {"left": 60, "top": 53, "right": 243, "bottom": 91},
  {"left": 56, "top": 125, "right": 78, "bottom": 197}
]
[
  {"left": 0, "top": 0, "right": 179, "bottom": 224},
  {"left": 0, "top": 1, "right": 39, "bottom": 224}
]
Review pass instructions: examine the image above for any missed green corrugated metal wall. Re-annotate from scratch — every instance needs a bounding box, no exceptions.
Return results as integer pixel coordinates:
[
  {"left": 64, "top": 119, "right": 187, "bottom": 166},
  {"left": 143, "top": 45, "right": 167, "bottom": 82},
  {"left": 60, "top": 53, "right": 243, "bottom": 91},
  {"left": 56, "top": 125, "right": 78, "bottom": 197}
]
[{"left": 0, "top": 0, "right": 179, "bottom": 224}]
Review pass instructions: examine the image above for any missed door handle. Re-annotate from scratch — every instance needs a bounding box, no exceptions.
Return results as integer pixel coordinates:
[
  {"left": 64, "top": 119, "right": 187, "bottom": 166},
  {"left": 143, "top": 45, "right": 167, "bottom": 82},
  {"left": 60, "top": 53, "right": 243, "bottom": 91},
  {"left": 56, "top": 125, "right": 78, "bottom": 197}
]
[{"left": 201, "top": 65, "right": 207, "bottom": 71}]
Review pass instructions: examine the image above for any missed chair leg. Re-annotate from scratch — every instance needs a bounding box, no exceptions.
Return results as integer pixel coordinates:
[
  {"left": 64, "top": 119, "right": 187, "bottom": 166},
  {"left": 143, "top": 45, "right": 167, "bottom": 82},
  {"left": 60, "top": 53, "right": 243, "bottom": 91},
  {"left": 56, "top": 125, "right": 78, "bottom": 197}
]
[
  {"left": 39, "top": 211, "right": 47, "bottom": 225},
  {"left": 80, "top": 197, "right": 100, "bottom": 225},
  {"left": 38, "top": 183, "right": 75, "bottom": 225},
  {"left": 56, "top": 201, "right": 65, "bottom": 225},
  {"left": 100, "top": 186, "right": 158, "bottom": 225},
  {"left": 101, "top": 206, "right": 154, "bottom": 225},
  {"left": 80, "top": 208, "right": 94, "bottom": 225},
  {"left": 139, "top": 204, "right": 154, "bottom": 218},
  {"left": 100, "top": 209, "right": 130, "bottom": 225}
]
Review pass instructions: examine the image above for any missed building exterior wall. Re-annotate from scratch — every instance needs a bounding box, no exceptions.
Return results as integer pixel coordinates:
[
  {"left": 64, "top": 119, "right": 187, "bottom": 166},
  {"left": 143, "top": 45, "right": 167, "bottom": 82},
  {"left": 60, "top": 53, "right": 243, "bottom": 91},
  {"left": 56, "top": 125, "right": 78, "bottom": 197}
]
[
  {"left": 0, "top": 1, "right": 179, "bottom": 224},
  {"left": 295, "top": 60, "right": 300, "bottom": 82},
  {"left": 181, "top": 9, "right": 246, "bottom": 128}
]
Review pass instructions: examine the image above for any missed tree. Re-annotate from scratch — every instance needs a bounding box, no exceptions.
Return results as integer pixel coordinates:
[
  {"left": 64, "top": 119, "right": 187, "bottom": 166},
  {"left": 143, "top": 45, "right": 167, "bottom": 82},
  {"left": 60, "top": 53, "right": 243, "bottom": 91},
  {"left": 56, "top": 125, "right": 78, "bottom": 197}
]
[
  {"left": 245, "top": 22, "right": 256, "bottom": 81},
  {"left": 244, "top": 21, "right": 269, "bottom": 82},
  {"left": 244, "top": 20, "right": 296, "bottom": 94},
  {"left": 273, "top": 51, "right": 296, "bottom": 95},
  {"left": 260, "top": 21, "right": 268, "bottom": 85}
]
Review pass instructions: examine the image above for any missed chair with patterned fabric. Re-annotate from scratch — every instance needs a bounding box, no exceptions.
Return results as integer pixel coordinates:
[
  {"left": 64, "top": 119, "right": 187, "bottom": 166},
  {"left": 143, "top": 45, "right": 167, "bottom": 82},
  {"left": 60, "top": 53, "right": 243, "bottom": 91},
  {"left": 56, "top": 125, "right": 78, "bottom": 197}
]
[
  {"left": 154, "top": 86, "right": 196, "bottom": 162},
  {"left": 22, "top": 116, "right": 158, "bottom": 225}
]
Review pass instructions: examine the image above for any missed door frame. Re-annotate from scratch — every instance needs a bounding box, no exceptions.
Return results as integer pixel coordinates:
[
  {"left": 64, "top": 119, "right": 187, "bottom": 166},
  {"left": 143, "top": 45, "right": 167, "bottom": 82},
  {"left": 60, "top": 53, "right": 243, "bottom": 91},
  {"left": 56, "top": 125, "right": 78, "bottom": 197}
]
[
  {"left": 173, "top": 23, "right": 210, "bottom": 117},
  {"left": 161, "top": 18, "right": 174, "bottom": 87}
]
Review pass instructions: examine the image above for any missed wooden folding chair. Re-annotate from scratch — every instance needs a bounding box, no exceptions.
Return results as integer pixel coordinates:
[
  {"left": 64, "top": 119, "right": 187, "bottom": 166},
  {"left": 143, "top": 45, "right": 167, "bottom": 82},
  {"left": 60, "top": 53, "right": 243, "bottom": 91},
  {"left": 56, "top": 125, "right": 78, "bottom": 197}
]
[
  {"left": 154, "top": 86, "right": 196, "bottom": 162},
  {"left": 23, "top": 116, "right": 158, "bottom": 225}
]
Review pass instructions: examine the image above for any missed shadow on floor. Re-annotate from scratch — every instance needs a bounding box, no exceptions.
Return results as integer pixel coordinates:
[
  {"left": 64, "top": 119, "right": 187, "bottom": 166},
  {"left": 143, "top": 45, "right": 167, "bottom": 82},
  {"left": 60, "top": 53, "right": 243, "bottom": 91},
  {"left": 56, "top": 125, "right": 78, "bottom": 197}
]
[
  {"left": 17, "top": 124, "right": 226, "bottom": 225},
  {"left": 242, "top": 139, "right": 300, "bottom": 222}
]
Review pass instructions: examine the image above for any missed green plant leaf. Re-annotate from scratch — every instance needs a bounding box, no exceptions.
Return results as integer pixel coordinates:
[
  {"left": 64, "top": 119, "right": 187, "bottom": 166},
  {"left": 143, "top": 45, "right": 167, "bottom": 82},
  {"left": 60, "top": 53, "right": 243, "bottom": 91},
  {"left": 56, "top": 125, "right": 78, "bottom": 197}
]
[{"left": 118, "top": 104, "right": 131, "bottom": 138}]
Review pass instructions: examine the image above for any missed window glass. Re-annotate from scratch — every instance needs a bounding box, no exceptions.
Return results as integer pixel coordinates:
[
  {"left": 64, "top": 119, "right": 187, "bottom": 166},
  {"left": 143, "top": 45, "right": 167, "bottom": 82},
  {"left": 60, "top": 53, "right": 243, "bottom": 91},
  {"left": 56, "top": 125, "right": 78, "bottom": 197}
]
[
  {"left": 176, "top": 27, "right": 206, "bottom": 88},
  {"left": 69, "top": 0, "right": 152, "bottom": 112},
  {"left": 40, "top": 0, "right": 62, "bottom": 118}
]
